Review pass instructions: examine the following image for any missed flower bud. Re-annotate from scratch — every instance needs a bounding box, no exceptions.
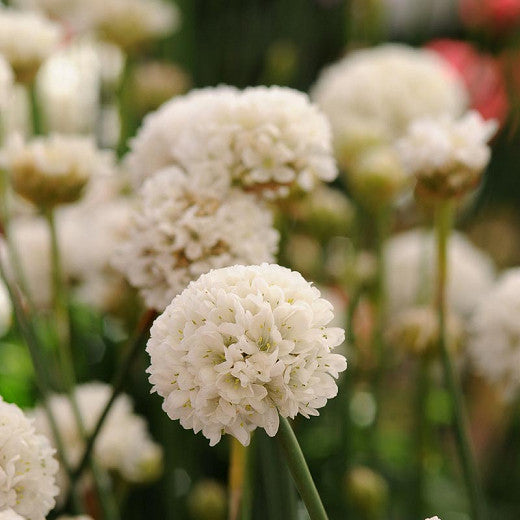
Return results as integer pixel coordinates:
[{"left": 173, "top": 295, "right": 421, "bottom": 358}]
[
  {"left": 345, "top": 465, "right": 389, "bottom": 520},
  {"left": 187, "top": 480, "right": 227, "bottom": 520}
]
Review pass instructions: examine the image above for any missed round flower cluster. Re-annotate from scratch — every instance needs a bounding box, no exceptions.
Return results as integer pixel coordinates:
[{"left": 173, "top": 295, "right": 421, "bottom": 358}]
[
  {"left": 126, "top": 85, "right": 337, "bottom": 198},
  {"left": 396, "top": 110, "right": 497, "bottom": 198},
  {"left": 0, "top": 7, "right": 63, "bottom": 83},
  {"left": 0, "top": 397, "right": 59, "bottom": 520},
  {"left": 113, "top": 167, "right": 279, "bottom": 311},
  {"left": 147, "top": 263, "right": 347, "bottom": 446},
  {"left": 468, "top": 269, "right": 520, "bottom": 401},
  {"left": 311, "top": 44, "right": 467, "bottom": 168},
  {"left": 32, "top": 382, "right": 163, "bottom": 501},
  {"left": 3, "top": 134, "right": 114, "bottom": 208},
  {"left": 384, "top": 229, "right": 496, "bottom": 318}
]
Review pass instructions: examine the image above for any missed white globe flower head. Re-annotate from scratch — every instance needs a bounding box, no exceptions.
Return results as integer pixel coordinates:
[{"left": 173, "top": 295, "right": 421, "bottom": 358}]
[
  {"left": 468, "top": 268, "right": 520, "bottom": 401},
  {"left": 126, "top": 85, "right": 337, "bottom": 198},
  {"left": 0, "top": 397, "right": 59, "bottom": 520},
  {"left": 396, "top": 110, "right": 498, "bottom": 199},
  {"left": 385, "top": 229, "right": 496, "bottom": 318},
  {"left": 311, "top": 44, "right": 467, "bottom": 169},
  {"left": 0, "top": 7, "right": 63, "bottom": 83},
  {"left": 0, "top": 510, "right": 25, "bottom": 520},
  {"left": 147, "top": 263, "right": 347, "bottom": 446},
  {"left": 113, "top": 166, "right": 280, "bottom": 311}
]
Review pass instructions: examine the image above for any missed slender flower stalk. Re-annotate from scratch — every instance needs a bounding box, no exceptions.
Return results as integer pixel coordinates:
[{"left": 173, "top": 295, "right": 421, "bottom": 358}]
[
  {"left": 229, "top": 438, "right": 249, "bottom": 520},
  {"left": 435, "top": 201, "right": 485, "bottom": 520}
]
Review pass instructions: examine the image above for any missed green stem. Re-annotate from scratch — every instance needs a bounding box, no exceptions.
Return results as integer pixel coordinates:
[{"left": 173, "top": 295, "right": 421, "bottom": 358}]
[
  {"left": 229, "top": 438, "right": 248, "bottom": 520},
  {"left": 275, "top": 416, "right": 329, "bottom": 520},
  {"left": 29, "top": 81, "right": 41, "bottom": 135},
  {"left": 434, "top": 201, "right": 486, "bottom": 520}
]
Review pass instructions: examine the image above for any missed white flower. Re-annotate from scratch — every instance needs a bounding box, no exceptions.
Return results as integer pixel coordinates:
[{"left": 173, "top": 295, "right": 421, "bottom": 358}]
[
  {"left": 31, "top": 382, "right": 163, "bottom": 502},
  {"left": 0, "top": 55, "right": 13, "bottom": 112},
  {"left": 0, "top": 7, "right": 63, "bottom": 82},
  {"left": 0, "top": 510, "right": 25, "bottom": 520},
  {"left": 0, "top": 397, "right": 59, "bottom": 520},
  {"left": 147, "top": 263, "right": 347, "bottom": 446},
  {"left": 396, "top": 111, "right": 497, "bottom": 198},
  {"left": 311, "top": 44, "right": 467, "bottom": 167},
  {"left": 425, "top": 517, "right": 441, "bottom": 520},
  {"left": 468, "top": 269, "right": 520, "bottom": 401},
  {"left": 126, "top": 85, "right": 337, "bottom": 198},
  {"left": 1, "top": 85, "right": 31, "bottom": 139},
  {"left": 113, "top": 167, "right": 280, "bottom": 311},
  {"left": 384, "top": 229, "right": 496, "bottom": 318}
]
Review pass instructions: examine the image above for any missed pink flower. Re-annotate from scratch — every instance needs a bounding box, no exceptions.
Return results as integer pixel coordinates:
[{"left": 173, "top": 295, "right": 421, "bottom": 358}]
[{"left": 460, "top": 0, "right": 520, "bottom": 31}]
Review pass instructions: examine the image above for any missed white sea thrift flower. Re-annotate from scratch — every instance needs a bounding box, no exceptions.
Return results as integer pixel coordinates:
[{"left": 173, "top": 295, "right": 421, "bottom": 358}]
[
  {"left": 113, "top": 167, "right": 280, "bottom": 311},
  {"left": 32, "top": 382, "right": 163, "bottom": 501},
  {"left": 147, "top": 263, "right": 347, "bottom": 446},
  {"left": 126, "top": 85, "right": 337, "bottom": 198},
  {"left": 311, "top": 44, "right": 467, "bottom": 168},
  {"left": 468, "top": 269, "right": 520, "bottom": 401},
  {"left": 0, "top": 397, "right": 59, "bottom": 520},
  {"left": 0, "top": 510, "right": 25, "bottom": 520},
  {"left": 0, "top": 55, "right": 13, "bottom": 112},
  {"left": 0, "top": 7, "right": 63, "bottom": 83},
  {"left": 385, "top": 229, "right": 495, "bottom": 318},
  {"left": 396, "top": 111, "right": 497, "bottom": 198},
  {"left": 3, "top": 134, "right": 114, "bottom": 208}
]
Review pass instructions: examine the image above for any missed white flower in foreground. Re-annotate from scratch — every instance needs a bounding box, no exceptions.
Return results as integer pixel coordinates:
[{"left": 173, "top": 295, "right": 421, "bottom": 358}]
[
  {"left": 113, "top": 167, "right": 279, "bottom": 311},
  {"left": 127, "top": 85, "right": 337, "bottom": 198},
  {"left": 3, "top": 134, "right": 114, "bottom": 208},
  {"left": 0, "top": 397, "right": 59, "bottom": 520},
  {"left": 32, "top": 382, "right": 163, "bottom": 501},
  {"left": 311, "top": 44, "right": 467, "bottom": 168},
  {"left": 0, "top": 7, "right": 63, "bottom": 82},
  {"left": 147, "top": 263, "right": 347, "bottom": 446},
  {"left": 468, "top": 269, "right": 520, "bottom": 401},
  {"left": 0, "top": 510, "right": 25, "bottom": 520},
  {"left": 385, "top": 230, "right": 495, "bottom": 318},
  {"left": 396, "top": 111, "right": 497, "bottom": 198}
]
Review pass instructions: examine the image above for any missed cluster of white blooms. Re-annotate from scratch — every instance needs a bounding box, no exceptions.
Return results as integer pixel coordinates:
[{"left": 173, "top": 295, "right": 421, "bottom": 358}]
[
  {"left": 0, "top": 55, "right": 13, "bottom": 111},
  {"left": 0, "top": 397, "right": 59, "bottom": 520},
  {"left": 0, "top": 7, "right": 63, "bottom": 82},
  {"left": 32, "top": 382, "right": 163, "bottom": 500},
  {"left": 384, "top": 229, "right": 496, "bottom": 317},
  {"left": 147, "top": 263, "right": 347, "bottom": 446},
  {"left": 0, "top": 510, "right": 25, "bottom": 520},
  {"left": 311, "top": 44, "right": 467, "bottom": 165},
  {"left": 468, "top": 269, "right": 520, "bottom": 401},
  {"left": 396, "top": 111, "right": 497, "bottom": 198},
  {"left": 127, "top": 85, "right": 337, "bottom": 198},
  {"left": 2, "top": 134, "right": 114, "bottom": 207},
  {"left": 113, "top": 167, "right": 279, "bottom": 311}
]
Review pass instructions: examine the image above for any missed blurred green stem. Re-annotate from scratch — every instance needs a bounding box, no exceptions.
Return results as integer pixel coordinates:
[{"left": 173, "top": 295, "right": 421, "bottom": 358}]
[
  {"left": 434, "top": 201, "right": 485, "bottom": 520},
  {"left": 229, "top": 438, "right": 249, "bottom": 520},
  {"left": 29, "top": 81, "right": 41, "bottom": 135},
  {"left": 276, "top": 416, "right": 330, "bottom": 520}
]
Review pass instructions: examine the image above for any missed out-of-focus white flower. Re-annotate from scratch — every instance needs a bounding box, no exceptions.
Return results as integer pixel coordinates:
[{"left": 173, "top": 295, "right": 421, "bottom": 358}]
[
  {"left": 0, "top": 7, "right": 63, "bottom": 83},
  {"left": 36, "top": 40, "right": 101, "bottom": 135},
  {"left": 468, "top": 268, "right": 520, "bottom": 401},
  {"left": 0, "top": 509, "right": 25, "bottom": 520},
  {"left": 0, "top": 397, "right": 59, "bottom": 520},
  {"left": 396, "top": 110, "right": 497, "bottom": 198},
  {"left": 425, "top": 517, "right": 441, "bottom": 520},
  {"left": 127, "top": 85, "right": 337, "bottom": 198},
  {"left": 113, "top": 167, "right": 280, "bottom": 311},
  {"left": 1, "top": 85, "right": 31, "bottom": 139},
  {"left": 311, "top": 44, "right": 467, "bottom": 168},
  {"left": 384, "top": 229, "right": 496, "bottom": 317},
  {"left": 2, "top": 134, "right": 114, "bottom": 208},
  {"left": 94, "top": 40, "right": 125, "bottom": 93},
  {"left": 147, "top": 263, "right": 347, "bottom": 446},
  {"left": 32, "top": 382, "right": 163, "bottom": 502},
  {"left": 0, "top": 55, "right": 13, "bottom": 112}
]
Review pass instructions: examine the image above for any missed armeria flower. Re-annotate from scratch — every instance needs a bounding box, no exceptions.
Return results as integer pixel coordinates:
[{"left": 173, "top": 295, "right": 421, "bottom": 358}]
[
  {"left": 0, "top": 397, "right": 59, "bottom": 520},
  {"left": 126, "top": 85, "right": 337, "bottom": 198},
  {"left": 32, "top": 382, "right": 163, "bottom": 503},
  {"left": 396, "top": 111, "right": 497, "bottom": 199},
  {"left": 113, "top": 167, "right": 280, "bottom": 311},
  {"left": 311, "top": 44, "right": 467, "bottom": 169},
  {"left": 147, "top": 263, "right": 347, "bottom": 446},
  {"left": 2, "top": 134, "right": 114, "bottom": 208},
  {"left": 384, "top": 229, "right": 496, "bottom": 318},
  {"left": 0, "top": 510, "right": 25, "bottom": 520},
  {"left": 0, "top": 7, "right": 63, "bottom": 83},
  {"left": 468, "top": 268, "right": 520, "bottom": 400}
]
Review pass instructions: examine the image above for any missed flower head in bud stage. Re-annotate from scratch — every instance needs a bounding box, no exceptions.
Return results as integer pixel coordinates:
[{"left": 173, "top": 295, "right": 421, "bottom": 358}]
[
  {"left": 147, "top": 263, "right": 347, "bottom": 446},
  {"left": 396, "top": 110, "right": 497, "bottom": 199},
  {"left": 113, "top": 167, "right": 280, "bottom": 311},
  {"left": 0, "top": 7, "right": 63, "bottom": 83},
  {"left": 0, "top": 397, "right": 59, "bottom": 520},
  {"left": 187, "top": 480, "right": 227, "bottom": 520},
  {"left": 345, "top": 466, "right": 389, "bottom": 520},
  {"left": 468, "top": 268, "right": 520, "bottom": 401},
  {"left": 126, "top": 85, "right": 337, "bottom": 198},
  {"left": 3, "top": 134, "right": 114, "bottom": 208},
  {"left": 311, "top": 44, "right": 467, "bottom": 170}
]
